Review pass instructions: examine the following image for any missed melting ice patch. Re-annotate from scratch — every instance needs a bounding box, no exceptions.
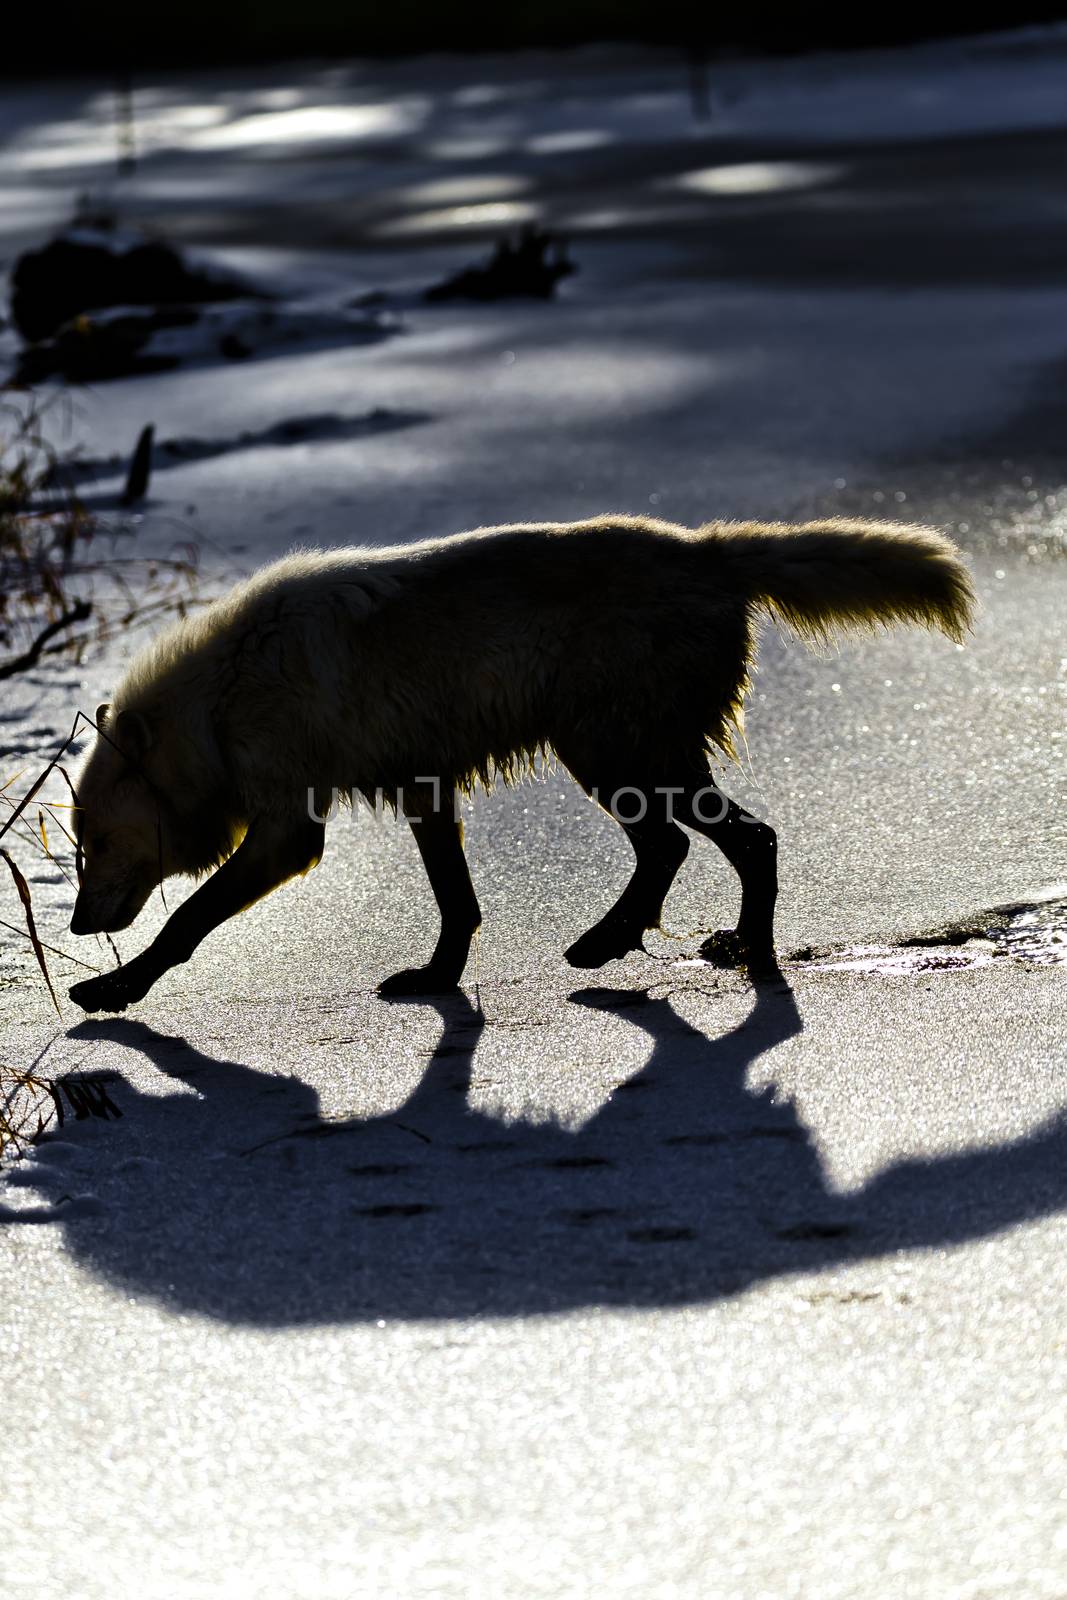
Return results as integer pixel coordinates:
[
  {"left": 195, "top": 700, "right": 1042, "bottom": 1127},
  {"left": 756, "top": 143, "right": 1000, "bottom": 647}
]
[{"left": 795, "top": 888, "right": 1067, "bottom": 976}]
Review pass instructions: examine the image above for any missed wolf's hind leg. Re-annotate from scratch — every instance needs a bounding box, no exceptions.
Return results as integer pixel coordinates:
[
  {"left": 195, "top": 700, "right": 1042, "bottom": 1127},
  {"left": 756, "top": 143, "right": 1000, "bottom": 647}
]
[
  {"left": 675, "top": 771, "right": 783, "bottom": 983},
  {"left": 379, "top": 787, "right": 482, "bottom": 997},
  {"left": 561, "top": 760, "right": 690, "bottom": 970}
]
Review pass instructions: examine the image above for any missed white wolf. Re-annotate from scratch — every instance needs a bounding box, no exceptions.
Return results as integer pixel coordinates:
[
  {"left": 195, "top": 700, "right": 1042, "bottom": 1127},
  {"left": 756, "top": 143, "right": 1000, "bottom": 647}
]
[{"left": 69, "top": 514, "right": 973, "bottom": 1011}]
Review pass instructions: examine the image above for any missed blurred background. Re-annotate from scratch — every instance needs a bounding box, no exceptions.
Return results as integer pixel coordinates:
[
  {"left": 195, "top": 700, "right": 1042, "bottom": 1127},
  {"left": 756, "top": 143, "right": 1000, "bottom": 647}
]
[{"left": 19, "top": 3, "right": 1067, "bottom": 68}]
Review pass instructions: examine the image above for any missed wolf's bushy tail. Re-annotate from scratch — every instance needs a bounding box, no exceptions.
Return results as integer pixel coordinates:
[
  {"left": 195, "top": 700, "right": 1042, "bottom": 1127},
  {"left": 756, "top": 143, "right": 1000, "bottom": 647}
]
[{"left": 705, "top": 518, "right": 975, "bottom": 644}]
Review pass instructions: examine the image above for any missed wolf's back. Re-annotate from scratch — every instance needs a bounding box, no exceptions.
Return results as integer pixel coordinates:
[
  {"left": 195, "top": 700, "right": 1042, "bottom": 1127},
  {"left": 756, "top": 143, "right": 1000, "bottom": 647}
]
[{"left": 702, "top": 518, "right": 975, "bottom": 644}]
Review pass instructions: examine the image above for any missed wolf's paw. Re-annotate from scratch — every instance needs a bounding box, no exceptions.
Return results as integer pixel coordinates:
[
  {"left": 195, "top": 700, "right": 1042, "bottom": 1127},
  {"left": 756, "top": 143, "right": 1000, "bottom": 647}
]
[
  {"left": 69, "top": 965, "right": 149, "bottom": 1013},
  {"left": 697, "top": 929, "right": 746, "bottom": 969},
  {"left": 378, "top": 965, "right": 462, "bottom": 998},
  {"left": 698, "top": 931, "right": 790, "bottom": 990},
  {"left": 564, "top": 923, "right": 643, "bottom": 970}
]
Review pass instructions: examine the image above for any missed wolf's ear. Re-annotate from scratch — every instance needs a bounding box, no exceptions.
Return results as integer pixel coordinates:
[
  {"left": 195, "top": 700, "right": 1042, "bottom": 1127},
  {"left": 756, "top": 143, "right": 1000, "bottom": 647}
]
[
  {"left": 115, "top": 708, "right": 153, "bottom": 761},
  {"left": 96, "top": 702, "right": 110, "bottom": 728}
]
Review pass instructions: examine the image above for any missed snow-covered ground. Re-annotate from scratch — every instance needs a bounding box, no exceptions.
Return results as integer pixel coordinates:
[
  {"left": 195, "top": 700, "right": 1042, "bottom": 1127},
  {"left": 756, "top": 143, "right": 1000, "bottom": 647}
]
[{"left": 1, "top": 31, "right": 1065, "bottom": 1600}]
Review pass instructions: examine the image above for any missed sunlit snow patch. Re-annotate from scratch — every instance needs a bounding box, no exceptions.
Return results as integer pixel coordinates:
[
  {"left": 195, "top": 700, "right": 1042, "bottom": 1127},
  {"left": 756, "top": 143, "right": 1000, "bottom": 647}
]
[
  {"left": 187, "top": 101, "right": 427, "bottom": 150},
  {"left": 664, "top": 160, "right": 844, "bottom": 197}
]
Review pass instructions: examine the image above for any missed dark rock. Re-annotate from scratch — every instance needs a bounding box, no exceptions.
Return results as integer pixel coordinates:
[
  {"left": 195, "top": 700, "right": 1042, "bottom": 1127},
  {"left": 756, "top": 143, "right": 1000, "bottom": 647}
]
[
  {"left": 10, "top": 306, "right": 196, "bottom": 385},
  {"left": 10, "top": 228, "right": 264, "bottom": 344},
  {"left": 218, "top": 332, "right": 251, "bottom": 361},
  {"left": 424, "top": 224, "right": 576, "bottom": 303}
]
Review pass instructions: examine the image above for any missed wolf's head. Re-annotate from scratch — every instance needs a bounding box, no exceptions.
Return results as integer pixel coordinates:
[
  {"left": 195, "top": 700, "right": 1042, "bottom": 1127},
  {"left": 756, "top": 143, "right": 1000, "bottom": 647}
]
[{"left": 70, "top": 704, "right": 178, "bottom": 935}]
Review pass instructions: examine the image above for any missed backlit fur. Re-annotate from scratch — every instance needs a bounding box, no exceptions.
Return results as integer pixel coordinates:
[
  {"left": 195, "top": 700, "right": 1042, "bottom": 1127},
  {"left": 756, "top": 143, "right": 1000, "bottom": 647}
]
[{"left": 73, "top": 515, "right": 974, "bottom": 926}]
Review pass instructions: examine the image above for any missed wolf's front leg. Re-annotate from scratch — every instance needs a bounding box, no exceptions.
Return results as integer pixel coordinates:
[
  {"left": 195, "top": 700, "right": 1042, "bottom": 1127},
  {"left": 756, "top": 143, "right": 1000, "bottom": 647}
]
[
  {"left": 69, "top": 951, "right": 171, "bottom": 1014},
  {"left": 70, "top": 817, "right": 325, "bottom": 1012},
  {"left": 379, "top": 791, "right": 481, "bottom": 997}
]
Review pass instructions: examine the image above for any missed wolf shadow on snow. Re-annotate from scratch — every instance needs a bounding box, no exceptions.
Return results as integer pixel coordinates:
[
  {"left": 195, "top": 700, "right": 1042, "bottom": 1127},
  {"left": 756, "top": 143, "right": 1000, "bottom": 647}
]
[{"left": 3, "top": 986, "right": 1065, "bottom": 1325}]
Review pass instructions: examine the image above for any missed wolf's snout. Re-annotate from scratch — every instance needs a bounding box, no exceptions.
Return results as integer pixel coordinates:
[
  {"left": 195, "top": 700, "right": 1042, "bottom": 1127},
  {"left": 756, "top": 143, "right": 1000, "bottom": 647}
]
[
  {"left": 71, "top": 880, "right": 150, "bottom": 936},
  {"left": 70, "top": 896, "right": 97, "bottom": 936},
  {"left": 70, "top": 891, "right": 122, "bottom": 935}
]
